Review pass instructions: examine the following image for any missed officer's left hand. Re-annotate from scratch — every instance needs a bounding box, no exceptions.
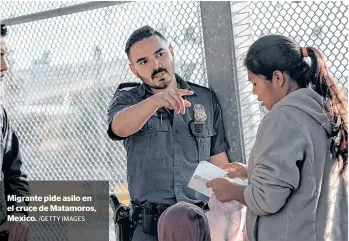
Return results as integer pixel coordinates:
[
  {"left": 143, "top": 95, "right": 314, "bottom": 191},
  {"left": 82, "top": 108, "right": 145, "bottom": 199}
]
[
  {"left": 0, "top": 212, "right": 29, "bottom": 241},
  {"left": 206, "top": 177, "right": 241, "bottom": 202},
  {"left": 223, "top": 162, "right": 248, "bottom": 180}
]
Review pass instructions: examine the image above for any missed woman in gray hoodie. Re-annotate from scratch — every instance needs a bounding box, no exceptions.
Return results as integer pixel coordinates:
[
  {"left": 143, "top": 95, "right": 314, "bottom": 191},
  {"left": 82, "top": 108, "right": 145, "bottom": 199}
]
[{"left": 207, "top": 35, "right": 348, "bottom": 241}]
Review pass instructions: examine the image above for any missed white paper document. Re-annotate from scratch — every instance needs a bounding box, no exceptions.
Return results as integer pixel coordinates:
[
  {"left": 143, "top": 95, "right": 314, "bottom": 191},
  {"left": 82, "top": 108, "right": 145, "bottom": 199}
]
[{"left": 188, "top": 161, "right": 248, "bottom": 197}]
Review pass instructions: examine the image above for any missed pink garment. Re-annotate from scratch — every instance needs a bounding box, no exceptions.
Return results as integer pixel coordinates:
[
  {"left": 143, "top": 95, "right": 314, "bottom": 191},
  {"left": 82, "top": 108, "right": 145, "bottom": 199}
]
[{"left": 205, "top": 194, "right": 246, "bottom": 241}]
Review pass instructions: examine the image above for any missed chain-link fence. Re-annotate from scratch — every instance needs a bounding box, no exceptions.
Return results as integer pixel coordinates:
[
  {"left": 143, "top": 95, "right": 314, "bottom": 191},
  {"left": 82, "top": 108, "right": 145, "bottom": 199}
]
[
  {"left": 1, "top": 1, "right": 207, "bottom": 240},
  {"left": 1, "top": 1, "right": 348, "bottom": 240},
  {"left": 1, "top": 1, "right": 207, "bottom": 187},
  {"left": 232, "top": 1, "right": 348, "bottom": 160}
]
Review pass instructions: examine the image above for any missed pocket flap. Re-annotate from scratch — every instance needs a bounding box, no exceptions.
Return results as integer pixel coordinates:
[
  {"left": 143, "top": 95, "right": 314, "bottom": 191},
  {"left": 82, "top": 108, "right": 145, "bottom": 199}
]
[{"left": 138, "top": 116, "right": 169, "bottom": 133}]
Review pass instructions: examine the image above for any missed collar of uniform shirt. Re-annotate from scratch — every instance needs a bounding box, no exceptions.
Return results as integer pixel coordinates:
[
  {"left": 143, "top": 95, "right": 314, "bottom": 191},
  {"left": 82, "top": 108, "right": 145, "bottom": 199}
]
[{"left": 137, "top": 73, "right": 199, "bottom": 98}]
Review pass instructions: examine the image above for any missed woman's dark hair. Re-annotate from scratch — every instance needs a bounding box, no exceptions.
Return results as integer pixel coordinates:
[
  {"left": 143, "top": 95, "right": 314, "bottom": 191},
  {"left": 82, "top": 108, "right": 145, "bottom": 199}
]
[{"left": 244, "top": 35, "right": 348, "bottom": 175}]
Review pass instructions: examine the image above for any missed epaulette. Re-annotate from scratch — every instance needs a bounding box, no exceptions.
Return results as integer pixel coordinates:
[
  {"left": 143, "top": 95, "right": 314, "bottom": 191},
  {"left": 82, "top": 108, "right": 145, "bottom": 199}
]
[
  {"left": 186, "top": 81, "right": 211, "bottom": 91},
  {"left": 117, "top": 82, "right": 140, "bottom": 90}
]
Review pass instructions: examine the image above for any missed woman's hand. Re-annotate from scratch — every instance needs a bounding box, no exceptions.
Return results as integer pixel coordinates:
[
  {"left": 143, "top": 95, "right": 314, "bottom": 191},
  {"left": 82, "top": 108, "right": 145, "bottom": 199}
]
[{"left": 206, "top": 177, "right": 246, "bottom": 204}]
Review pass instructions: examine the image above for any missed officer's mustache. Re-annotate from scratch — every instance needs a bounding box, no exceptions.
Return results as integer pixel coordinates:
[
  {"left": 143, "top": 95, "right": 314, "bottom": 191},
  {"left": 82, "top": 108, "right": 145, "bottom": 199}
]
[{"left": 152, "top": 68, "right": 168, "bottom": 79}]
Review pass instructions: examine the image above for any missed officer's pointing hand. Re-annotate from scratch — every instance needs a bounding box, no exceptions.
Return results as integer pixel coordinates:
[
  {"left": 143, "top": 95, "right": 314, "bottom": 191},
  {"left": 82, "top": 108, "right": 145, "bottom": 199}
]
[{"left": 152, "top": 88, "right": 193, "bottom": 114}]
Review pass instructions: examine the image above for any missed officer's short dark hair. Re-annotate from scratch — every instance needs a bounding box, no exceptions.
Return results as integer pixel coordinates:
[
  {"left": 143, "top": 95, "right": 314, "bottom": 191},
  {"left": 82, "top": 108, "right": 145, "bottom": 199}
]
[
  {"left": 125, "top": 25, "right": 167, "bottom": 60},
  {"left": 1, "top": 24, "right": 8, "bottom": 37}
]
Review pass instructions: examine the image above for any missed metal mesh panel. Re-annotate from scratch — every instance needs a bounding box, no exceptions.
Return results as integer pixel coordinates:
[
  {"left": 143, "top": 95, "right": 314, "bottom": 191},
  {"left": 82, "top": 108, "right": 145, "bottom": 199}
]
[
  {"left": 1, "top": 1, "right": 88, "bottom": 19},
  {"left": 1, "top": 2, "right": 207, "bottom": 240},
  {"left": 250, "top": 1, "right": 348, "bottom": 94},
  {"left": 230, "top": 2, "right": 261, "bottom": 161},
  {"left": 1, "top": 0, "right": 207, "bottom": 188},
  {"left": 2, "top": 1, "right": 348, "bottom": 240},
  {"left": 232, "top": 1, "right": 348, "bottom": 160}
]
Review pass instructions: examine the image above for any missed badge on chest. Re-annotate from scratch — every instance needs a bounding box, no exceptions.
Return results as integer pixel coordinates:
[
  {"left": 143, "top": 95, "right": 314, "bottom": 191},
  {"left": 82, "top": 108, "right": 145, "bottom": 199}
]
[
  {"left": 190, "top": 104, "right": 207, "bottom": 137},
  {"left": 193, "top": 104, "right": 207, "bottom": 121}
]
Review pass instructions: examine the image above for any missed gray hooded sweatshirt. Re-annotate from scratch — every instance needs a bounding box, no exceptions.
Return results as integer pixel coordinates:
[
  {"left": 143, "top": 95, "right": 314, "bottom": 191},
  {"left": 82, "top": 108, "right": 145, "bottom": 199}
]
[{"left": 244, "top": 88, "right": 348, "bottom": 241}]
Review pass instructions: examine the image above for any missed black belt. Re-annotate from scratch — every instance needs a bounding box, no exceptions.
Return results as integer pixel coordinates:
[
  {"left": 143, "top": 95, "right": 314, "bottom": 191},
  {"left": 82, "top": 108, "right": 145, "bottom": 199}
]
[
  {"left": 130, "top": 202, "right": 170, "bottom": 223},
  {"left": 130, "top": 201, "right": 209, "bottom": 219},
  {"left": 129, "top": 201, "right": 209, "bottom": 235}
]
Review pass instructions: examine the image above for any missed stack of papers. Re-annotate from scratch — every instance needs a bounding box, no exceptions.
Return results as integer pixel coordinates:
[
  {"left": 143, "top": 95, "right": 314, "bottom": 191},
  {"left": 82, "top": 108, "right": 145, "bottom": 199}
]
[{"left": 188, "top": 161, "right": 247, "bottom": 197}]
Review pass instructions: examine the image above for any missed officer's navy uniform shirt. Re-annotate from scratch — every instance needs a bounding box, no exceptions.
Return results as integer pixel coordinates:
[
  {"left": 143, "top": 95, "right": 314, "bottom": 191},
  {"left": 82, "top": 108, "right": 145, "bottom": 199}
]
[{"left": 107, "top": 74, "right": 228, "bottom": 205}]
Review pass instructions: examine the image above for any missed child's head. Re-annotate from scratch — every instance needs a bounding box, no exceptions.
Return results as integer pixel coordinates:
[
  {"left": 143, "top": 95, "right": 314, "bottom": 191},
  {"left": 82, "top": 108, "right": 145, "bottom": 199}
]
[{"left": 157, "top": 201, "right": 211, "bottom": 241}]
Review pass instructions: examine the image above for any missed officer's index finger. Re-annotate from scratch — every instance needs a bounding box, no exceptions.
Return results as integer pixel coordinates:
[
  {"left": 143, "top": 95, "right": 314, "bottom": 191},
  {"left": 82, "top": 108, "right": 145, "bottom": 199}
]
[{"left": 177, "top": 89, "right": 194, "bottom": 96}]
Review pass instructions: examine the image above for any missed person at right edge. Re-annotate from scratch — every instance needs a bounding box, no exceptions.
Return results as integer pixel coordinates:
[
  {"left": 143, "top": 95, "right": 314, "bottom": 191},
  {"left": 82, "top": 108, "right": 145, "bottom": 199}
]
[{"left": 207, "top": 35, "right": 348, "bottom": 241}]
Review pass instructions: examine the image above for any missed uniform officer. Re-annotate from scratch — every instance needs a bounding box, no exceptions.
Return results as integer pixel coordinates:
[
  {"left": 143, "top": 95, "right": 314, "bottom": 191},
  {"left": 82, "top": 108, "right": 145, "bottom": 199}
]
[{"left": 107, "top": 25, "right": 229, "bottom": 241}]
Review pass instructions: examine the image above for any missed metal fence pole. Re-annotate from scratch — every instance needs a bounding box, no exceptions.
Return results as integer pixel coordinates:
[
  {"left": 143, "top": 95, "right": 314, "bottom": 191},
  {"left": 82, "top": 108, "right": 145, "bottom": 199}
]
[
  {"left": 200, "top": 1, "right": 245, "bottom": 163},
  {"left": 1, "top": 1, "right": 126, "bottom": 26}
]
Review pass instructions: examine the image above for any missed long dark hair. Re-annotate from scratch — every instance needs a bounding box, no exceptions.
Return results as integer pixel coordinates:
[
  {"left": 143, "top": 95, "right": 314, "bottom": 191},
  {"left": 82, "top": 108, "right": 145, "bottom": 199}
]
[{"left": 244, "top": 35, "right": 348, "bottom": 175}]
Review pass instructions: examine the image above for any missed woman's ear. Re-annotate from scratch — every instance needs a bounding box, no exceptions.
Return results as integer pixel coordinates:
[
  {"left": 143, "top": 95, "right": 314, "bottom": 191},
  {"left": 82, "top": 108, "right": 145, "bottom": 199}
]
[{"left": 272, "top": 70, "right": 284, "bottom": 87}]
